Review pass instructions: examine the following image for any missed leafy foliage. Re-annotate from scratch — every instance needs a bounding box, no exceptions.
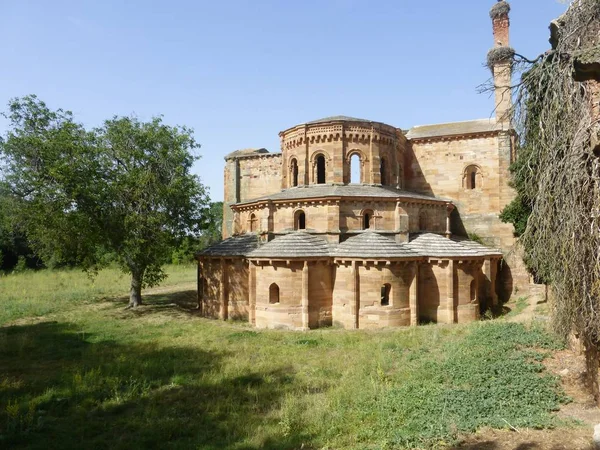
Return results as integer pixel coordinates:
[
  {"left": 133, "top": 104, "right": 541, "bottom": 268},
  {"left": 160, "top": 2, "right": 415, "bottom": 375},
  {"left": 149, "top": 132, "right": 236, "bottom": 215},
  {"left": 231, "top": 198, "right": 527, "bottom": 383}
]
[{"left": 0, "top": 95, "right": 209, "bottom": 305}]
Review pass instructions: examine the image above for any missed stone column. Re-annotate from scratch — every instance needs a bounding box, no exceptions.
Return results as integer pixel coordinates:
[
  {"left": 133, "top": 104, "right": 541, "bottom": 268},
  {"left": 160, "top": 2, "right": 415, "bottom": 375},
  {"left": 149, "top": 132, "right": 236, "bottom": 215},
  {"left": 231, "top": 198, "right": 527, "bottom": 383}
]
[
  {"left": 409, "top": 263, "right": 419, "bottom": 326},
  {"left": 327, "top": 201, "right": 341, "bottom": 243},
  {"left": 302, "top": 261, "right": 309, "bottom": 330},
  {"left": 219, "top": 258, "right": 228, "bottom": 321},
  {"left": 248, "top": 262, "right": 256, "bottom": 325},
  {"left": 369, "top": 126, "right": 375, "bottom": 184},
  {"left": 351, "top": 261, "right": 359, "bottom": 329},
  {"left": 445, "top": 203, "right": 454, "bottom": 238},
  {"left": 490, "top": 259, "right": 498, "bottom": 307},
  {"left": 304, "top": 126, "right": 310, "bottom": 185},
  {"left": 446, "top": 260, "right": 456, "bottom": 324}
]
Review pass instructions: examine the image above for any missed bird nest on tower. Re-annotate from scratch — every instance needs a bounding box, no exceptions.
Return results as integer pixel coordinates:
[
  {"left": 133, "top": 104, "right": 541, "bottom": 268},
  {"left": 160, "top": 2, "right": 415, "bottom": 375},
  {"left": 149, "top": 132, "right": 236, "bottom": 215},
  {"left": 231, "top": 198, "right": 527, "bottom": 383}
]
[
  {"left": 489, "top": 1, "right": 510, "bottom": 19},
  {"left": 487, "top": 46, "right": 515, "bottom": 70}
]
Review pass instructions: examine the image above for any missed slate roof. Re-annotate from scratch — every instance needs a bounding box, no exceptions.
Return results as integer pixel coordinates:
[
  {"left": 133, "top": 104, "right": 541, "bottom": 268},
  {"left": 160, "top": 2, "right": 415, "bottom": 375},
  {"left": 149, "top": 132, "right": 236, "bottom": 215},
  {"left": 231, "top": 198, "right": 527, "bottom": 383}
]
[
  {"left": 332, "top": 232, "right": 420, "bottom": 259},
  {"left": 406, "top": 233, "right": 502, "bottom": 258},
  {"left": 199, "top": 232, "right": 501, "bottom": 260},
  {"left": 248, "top": 232, "right": 331, "bottom": 259},
  {"left": 405, "top": 119, "right": 499, "bottom": 140},
  {"left": 199, "top": 234, "right": 260, "bottom": 257},
  {"left": 236, "top": 184, "right": 444, "bottom": 205},
  {"left": 224, "top": 148, "right": 270, "bottom": 160},
  {"left": 306, "top": 115, "right": 375, "bottom": 124}
]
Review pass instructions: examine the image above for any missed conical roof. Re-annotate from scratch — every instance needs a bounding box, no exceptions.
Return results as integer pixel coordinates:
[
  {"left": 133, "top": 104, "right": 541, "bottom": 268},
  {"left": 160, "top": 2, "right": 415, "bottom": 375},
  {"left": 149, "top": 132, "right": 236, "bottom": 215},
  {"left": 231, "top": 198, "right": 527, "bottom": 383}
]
[
  {"left": 406, "top": 233, "right": 502, "bottom": 258},
  {"left": 199, "top": 234, "right": 260, "bottom": 257},
  {"left": 333, "top": 232, "right": 419, "bottom": 259},
  {"left": 248, "top": 232, "right": 331, "bottom": 259}
]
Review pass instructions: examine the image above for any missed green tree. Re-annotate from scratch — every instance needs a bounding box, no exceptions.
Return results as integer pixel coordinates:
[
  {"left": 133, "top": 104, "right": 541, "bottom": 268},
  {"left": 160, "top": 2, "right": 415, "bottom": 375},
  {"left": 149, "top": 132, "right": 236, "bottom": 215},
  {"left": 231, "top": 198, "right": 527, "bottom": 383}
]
[{"left": 0, "top": 95, "right": 209, "bottom": 306}]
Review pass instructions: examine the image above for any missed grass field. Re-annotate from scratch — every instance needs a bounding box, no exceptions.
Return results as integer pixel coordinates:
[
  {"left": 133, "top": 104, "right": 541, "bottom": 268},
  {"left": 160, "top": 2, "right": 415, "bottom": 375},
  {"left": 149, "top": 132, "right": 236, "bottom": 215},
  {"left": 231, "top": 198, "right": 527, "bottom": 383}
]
[{"left": 0, "top": 266, "right": 570, "bottom": 449}]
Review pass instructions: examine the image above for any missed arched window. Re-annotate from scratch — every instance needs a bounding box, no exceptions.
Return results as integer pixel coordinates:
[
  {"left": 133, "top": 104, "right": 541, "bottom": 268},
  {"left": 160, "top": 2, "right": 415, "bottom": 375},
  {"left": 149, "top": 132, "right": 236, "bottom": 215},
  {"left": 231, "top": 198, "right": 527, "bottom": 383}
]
[
  {"left": 380, "top": 157, "right": 387, "bottom": 185},
  {"left": 249, "top": 213, "right": 257, "bottom": 232},
  {"left": 269, "top": 283, "right": 280, "bottom": 304},
  {"left": 350, "top": 154, "right": 361, "bottom": 183},
  {"left": 290, "top": 158, "right": 299, "bottom": 187},
  {"left": 470, "top": 279, "right": 476, "bottom": 302},
  {"left": 464, "top": 165, "right": 482, "bottom": 190},
  {"left": 363, "top": 209, "right": 373, "bottom": 230},
  {"left": 316, "top": 155, "right": 326, "bottom": 184},
  {"left": 294, "top": 210, "right": 306, "bottom": 230},
  {"left": 381, "top": 283, "right": 391, "bottom": 306}
]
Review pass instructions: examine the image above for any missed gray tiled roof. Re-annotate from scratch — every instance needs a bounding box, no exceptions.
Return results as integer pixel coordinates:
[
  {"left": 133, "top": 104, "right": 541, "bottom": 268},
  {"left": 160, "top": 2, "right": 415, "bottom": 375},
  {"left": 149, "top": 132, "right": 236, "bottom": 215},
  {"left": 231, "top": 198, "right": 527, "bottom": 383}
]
[
  {"left": 406, "top": 233, "right": 502, "bottom": 258},
  {"left": 224, "top": 148, "right": 270, "bottom": 160},
  {"left": 405, "top": 119, "right": 499, "bottom": 140},
  {"left": 199, "top": 232, "right": 501, "bottom": 260},
  {"left": 237, "top": 184, "right": 445, "bottom": 205},
  {"left": 333, "top": 232, "right": 420, "bottom": 259},
  {"left": 248, "top": 232, "right": 331, "bottom": 259},
  {"left": 306, "top": 115, "right": 374, "bottom": 124},
  {"left": 199, "top": 234, "right": 260, "bottom": 257}
]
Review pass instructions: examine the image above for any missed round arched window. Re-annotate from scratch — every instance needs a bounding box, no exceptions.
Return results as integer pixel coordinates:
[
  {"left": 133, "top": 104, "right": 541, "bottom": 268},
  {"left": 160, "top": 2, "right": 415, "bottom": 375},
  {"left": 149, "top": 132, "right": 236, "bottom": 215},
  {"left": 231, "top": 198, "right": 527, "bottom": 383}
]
[{"left": 464, "top": 165, "right": 482, "bottom": 190}]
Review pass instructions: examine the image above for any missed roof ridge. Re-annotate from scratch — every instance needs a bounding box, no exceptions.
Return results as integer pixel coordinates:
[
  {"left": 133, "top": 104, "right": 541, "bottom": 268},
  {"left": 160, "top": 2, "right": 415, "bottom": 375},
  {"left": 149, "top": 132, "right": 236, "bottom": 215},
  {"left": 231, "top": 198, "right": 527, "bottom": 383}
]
[{"left": 408, "top": 118, "right": 496, "bottom": 129}]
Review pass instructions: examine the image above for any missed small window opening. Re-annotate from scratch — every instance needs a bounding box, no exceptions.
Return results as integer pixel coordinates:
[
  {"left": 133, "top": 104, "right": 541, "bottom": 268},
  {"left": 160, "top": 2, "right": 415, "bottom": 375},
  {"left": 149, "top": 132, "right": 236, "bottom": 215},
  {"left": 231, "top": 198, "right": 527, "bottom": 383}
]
[
  {"left": 249, "top": 213, "right": 257, "bottom": 232},
  {"left": 363, "top": 210, "right": 373, "bottom": 230},
  {"left": 295, "top": 210, "right": 306, "bottom": 230},
  {"left": 316, "top": 155, "right": 326, "bottom": 184},
  {"left": 380, "top": 158, "right": 387, "bottom": 185},
  {"left": 381, "top": 283, "right": 391, "bottom": 306},
  {"left": 269, "top": 283, "right": 280, "bottom": 304},
  {"left": 350, "top": 154, "right": 361, "bottom": 183},
  {"left": 470, "top": 279, "right": 476, "bottom": 302},
  {"left": 470, "top": 171, "right": 476, "bottom": 189},
  {"left": 291, "top": 159, "right": 299, "bottom": 187}
]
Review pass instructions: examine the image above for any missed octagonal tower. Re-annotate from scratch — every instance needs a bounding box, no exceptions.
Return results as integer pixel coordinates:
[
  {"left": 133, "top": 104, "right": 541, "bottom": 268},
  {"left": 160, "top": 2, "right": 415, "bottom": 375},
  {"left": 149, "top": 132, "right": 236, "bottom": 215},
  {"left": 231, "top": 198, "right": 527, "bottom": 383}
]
[{"left": 279, "top": 116, "right": 406, "bottom": 189}]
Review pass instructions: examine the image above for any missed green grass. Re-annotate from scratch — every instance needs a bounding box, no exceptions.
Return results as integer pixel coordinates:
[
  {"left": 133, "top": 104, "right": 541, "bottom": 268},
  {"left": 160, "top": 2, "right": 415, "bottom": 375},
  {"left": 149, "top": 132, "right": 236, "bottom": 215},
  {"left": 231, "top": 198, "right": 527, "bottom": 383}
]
[
  {"left": 505, "top": 296, "right": 530, "bottom": 318},
  {"left": 0, "top": 267, "right": 569, "bottom": 449}
]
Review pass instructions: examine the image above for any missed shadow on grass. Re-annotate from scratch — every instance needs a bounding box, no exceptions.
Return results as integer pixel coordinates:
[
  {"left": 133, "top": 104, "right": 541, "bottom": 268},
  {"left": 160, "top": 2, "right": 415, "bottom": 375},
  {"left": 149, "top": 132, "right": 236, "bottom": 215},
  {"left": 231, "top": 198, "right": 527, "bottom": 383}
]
[
  {"left": 453, "top": 441, "right": 594, "bottom": 450},
  {"left": 107, "top": 289, "right": 202, "bottom": 319},
  {"left": 0, "top": 321, "right": 312, "bottom": 449}
]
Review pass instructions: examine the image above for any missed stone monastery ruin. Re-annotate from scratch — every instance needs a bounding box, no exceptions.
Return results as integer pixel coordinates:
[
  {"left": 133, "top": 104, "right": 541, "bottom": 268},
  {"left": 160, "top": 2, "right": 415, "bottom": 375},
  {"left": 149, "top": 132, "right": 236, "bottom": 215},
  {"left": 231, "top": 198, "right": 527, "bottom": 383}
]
[{"left": 197, "top": 1, "right": 533, "bottom": 330}]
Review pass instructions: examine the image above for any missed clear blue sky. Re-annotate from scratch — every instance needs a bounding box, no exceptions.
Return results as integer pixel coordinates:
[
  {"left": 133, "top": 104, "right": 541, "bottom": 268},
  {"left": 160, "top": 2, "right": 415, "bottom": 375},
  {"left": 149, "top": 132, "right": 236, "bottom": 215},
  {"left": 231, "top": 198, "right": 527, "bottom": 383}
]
[{"left": 1, "top": 0, "right": 567, "bottom": 202}]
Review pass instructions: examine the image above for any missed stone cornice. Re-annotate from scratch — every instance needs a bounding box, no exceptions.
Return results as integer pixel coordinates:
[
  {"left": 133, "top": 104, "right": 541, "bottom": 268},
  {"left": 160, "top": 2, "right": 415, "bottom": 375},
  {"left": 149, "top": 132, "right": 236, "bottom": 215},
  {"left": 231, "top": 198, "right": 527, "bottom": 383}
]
[
  {"left": 231, "top": 195, "right": 451, "bottom": 212},
  {"left": 225, "top": 152, "right": 282, "bottom": 162}
]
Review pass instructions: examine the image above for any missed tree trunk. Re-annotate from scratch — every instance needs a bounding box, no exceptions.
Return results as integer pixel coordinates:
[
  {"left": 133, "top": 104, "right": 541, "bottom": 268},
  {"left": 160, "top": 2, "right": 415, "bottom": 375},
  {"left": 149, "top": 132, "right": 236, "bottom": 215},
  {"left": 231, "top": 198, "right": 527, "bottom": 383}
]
[
  {"left": 129, "top": 270, "right": 143, "bottom": 307},
  {"left": 584, "top": 338, "right": 600, "bottom": 406}
]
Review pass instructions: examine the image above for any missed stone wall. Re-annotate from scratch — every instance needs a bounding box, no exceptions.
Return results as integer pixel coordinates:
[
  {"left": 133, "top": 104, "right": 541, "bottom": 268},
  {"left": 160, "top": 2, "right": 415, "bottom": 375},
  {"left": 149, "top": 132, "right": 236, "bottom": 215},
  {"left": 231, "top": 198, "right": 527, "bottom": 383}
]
[
  {"left": 406, "top": 135, "right": 504, "bottom": 215},
  {"left": 254, "top": 261, "right": 304, "bottom": 329},
  {"left": 199, "top": 258, "right": 250, "bottom": 320},
  {"left": 223, "top": 153, "right": 282, "bottom": 238},
  {"left": 308, "top": 262, "right": 333, "bottom": 328},
  {"left": 418, "top": 262, "right": 448, "bottom": 323},
  {"left": 455, "top": 261, "right": 482, "bottom": 323},
  {"left": 200, "top": 258, "right": 222, "bottom": 319},
  {"left": 234, "top": 199, "right": 447, "bottom": 238},
  {"left": 357, "top": 263, "right": 413, "bottom": 329}
]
